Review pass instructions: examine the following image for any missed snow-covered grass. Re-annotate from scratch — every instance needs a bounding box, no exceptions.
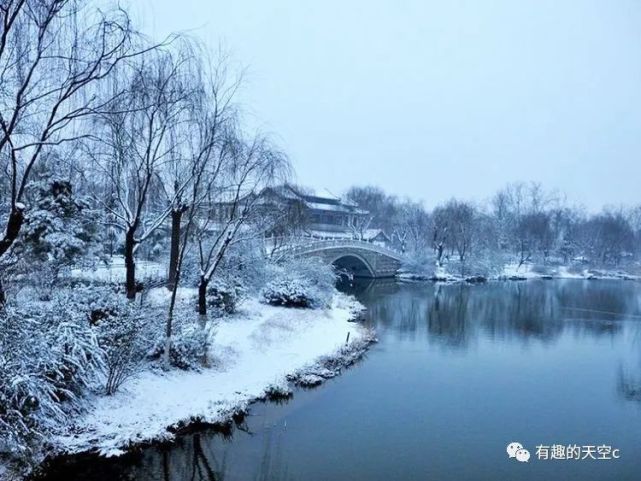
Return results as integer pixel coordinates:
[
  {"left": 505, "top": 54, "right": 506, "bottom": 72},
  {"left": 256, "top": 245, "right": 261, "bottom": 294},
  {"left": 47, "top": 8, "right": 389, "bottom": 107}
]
[{"left": 52, "top": 293, "right": 369, "bottom": 457}]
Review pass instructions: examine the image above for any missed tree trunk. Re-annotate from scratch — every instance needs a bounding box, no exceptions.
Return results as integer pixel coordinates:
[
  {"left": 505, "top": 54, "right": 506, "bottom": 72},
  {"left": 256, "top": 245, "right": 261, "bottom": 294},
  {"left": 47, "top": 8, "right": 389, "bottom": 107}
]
[
  {"left": 0, "top": 278, "right": 6, "bottom": 307},
  {"left": 198, "top": 275, "right": 208, "bottom": 317},
  {"left": 0, "top": 207, "right": 25, "bottom": 259},
  {"left": 167, "top": 208, "right": 183, "bottom": 289},
  {"left": 124, "top": 229, "right": 137, "bottom": 300},
  {"left": 436, "top": 243, "right": 444, "bottom": 266}
]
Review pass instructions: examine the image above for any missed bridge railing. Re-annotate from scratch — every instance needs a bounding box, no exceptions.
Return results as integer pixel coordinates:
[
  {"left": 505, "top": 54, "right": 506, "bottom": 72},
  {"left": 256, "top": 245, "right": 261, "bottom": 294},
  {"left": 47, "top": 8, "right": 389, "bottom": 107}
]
[{"left": 266, "top": 236, "right": 405, "bottom": 261}]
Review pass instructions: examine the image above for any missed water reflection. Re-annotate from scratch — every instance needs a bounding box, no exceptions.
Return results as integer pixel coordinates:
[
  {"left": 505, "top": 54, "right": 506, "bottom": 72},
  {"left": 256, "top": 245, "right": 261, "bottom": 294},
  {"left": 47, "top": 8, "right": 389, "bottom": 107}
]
[
  {"left": 359, "top": 280, "right": 641, "bottom": 348},
  {"left": 129, "top": 427, "right": 294, "bottom": 481},
  {"left": 141, "top": 434, "right": 228, "bottom": 481},
  {"left": 617, "top": 368, "right": 641, "bottom": 402},
  {"left": 39, "top": 424, "right": 295, "bottom": 481},
  {"left": 36, "top": 280, "right": 641, "bottom": 481}
]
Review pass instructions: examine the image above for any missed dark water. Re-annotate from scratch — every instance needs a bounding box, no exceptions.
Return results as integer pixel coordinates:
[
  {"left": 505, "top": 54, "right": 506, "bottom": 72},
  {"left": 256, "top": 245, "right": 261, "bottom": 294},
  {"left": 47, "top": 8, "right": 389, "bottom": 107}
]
[{"left": 39, "top": 280, "right": 641, "bottom": 481}]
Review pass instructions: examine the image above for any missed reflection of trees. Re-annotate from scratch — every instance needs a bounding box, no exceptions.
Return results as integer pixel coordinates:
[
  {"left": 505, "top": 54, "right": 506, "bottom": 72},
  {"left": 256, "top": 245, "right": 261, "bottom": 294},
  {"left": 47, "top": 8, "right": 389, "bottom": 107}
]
[
  {"left": 121, "top": 425, "right": 294, "bottom": 481},
  {"left": 129, "top": 433, "right": 228, "bottom": 481},
  {"left": 617, "top": 322, "right": 641, "bottom": 404},
  {"left": 253, "top": 429, "right": 292, "bottom": 481},
  {"left": 363, "top": 279, "right": 641, "bottom": 406},
  {"left": 359, "top": 279, "right": 640, "bottom": 349},
  {"left": 427, "top": 284, "right": 471, "bottom": 347},
  {"left": 617, "top": 367, "right": 641, "bottom": 402}
]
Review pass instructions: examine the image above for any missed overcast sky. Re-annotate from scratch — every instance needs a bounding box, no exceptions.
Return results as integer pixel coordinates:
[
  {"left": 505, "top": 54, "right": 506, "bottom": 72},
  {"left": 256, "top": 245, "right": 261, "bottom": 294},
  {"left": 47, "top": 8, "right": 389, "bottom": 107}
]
[{"left": 134, "top": 0, "right": 641, "bottom": 211}]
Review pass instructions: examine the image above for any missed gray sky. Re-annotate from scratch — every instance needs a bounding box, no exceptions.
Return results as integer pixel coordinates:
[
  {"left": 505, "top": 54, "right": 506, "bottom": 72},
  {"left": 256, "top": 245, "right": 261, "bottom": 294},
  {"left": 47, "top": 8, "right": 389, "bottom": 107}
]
[{"left": 135, "top": 0, "right": 641, "bottom": 211}]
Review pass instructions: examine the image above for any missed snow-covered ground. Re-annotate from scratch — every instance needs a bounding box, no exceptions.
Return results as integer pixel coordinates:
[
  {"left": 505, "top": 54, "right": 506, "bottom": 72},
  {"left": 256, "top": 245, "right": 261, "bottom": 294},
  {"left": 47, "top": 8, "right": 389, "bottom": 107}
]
[
  {"left": 70, "top": 256, "right": 164, "bottom": 283},
  {"left": 53, "top": 293, "right": 371, "bottom": 457},
  {"left": 398, "top": 263, "right": 641, "bottom": 283}
]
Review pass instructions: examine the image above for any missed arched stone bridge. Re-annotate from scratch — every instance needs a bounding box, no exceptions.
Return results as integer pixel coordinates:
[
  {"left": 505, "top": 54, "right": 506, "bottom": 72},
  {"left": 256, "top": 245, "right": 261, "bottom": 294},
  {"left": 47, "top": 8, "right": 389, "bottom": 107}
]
[{"left": 286, "top": 239, "right": 404, "bottom": 278}]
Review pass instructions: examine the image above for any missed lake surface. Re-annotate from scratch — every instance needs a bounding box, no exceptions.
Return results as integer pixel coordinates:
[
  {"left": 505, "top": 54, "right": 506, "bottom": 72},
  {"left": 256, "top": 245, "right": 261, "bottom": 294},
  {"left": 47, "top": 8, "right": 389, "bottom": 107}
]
[{"left": 39, "top": 280, "right": 641, "bottom": 481}]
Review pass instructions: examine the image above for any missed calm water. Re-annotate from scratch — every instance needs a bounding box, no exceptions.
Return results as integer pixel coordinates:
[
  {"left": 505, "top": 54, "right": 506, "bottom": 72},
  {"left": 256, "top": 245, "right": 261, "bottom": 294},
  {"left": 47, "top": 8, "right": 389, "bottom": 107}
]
[{"left": 40, "top": 280, "right": 641, "bottom": 481}]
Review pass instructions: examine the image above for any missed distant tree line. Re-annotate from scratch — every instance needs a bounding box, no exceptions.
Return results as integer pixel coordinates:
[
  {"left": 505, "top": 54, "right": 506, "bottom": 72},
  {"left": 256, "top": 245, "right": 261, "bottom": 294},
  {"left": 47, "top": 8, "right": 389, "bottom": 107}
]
[{"left": 346, "top": 183, "right": 641, "bottom": 274}]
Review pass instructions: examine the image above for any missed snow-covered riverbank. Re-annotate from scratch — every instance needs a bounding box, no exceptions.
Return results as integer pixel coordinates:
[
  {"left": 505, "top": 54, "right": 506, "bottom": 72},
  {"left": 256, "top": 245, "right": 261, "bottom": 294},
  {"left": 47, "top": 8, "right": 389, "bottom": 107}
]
[
  {"left": 398, "top": 263, "right": 641, "bottom": 283},
  {"left": 50, "top": 293, "right": 372, "bottom": 459}
]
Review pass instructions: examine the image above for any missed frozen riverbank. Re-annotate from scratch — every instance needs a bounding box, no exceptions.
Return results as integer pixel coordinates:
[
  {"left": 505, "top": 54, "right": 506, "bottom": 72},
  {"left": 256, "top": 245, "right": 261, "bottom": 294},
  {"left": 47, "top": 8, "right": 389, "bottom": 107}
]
[
  {"left": 47, "top": 293, "right": 372, "bottom": 460},
  {"left": 398, "top": 263, "right": 641, "bottom": 283}
]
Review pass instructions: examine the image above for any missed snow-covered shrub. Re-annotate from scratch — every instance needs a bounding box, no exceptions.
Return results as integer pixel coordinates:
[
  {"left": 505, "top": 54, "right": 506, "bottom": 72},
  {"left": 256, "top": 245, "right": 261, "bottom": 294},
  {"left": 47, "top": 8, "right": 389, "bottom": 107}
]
[
  {"left": 260, "top": 257, "right": 336, "bottom": 308},
  {"left": 207, "top": 277, "right": 244, "bottom": 316},
  {"left": 261, "top": 278, "right": 316, "bottom": 308},
  {"left": 94, "top": 306, "right": 153, "bottom": 395},
  {"left": 64, "top": 285, "right": 157, "bottom": 394},
  {"left": 165, "top": 325, "right": 211, "bottom": 370},
  {"left": 149, "top": 312, "right": 213, "bottom": 370},
  {"left": 463, "top": 250, "right": 506, "bottom": 279},
  {"left": 0, "top": 297, "right": 103, "bottom": 460}
]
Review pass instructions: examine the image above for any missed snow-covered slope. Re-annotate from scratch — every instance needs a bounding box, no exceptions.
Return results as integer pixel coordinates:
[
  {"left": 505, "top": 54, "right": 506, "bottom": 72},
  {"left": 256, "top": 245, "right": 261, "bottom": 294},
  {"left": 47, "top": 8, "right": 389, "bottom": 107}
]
[{"left": 54, "top": 294, "right": 369, "bottom": 457}]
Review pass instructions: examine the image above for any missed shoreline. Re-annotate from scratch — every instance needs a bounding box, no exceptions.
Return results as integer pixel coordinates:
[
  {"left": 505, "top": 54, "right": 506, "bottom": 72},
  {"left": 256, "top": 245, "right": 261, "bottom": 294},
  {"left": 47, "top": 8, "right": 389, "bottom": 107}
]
[
  {"left": 33, "top": 330, "right": 377, "bottom": 479},
  {"left": 397, "top": 265, "right": 641, "bottom": 284},
  {"left": 23, "top": 293, "right": 374, "bottom": 476},
  {"left": 9, "top": 275, "right": 638, "bottom": 479}
]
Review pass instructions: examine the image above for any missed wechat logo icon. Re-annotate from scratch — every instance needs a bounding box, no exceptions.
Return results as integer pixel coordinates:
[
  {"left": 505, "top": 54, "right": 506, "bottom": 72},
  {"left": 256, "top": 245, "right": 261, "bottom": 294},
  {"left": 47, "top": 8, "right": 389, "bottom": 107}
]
[{"left": 507, "top": 442, "right": 531, "bottom": 463}]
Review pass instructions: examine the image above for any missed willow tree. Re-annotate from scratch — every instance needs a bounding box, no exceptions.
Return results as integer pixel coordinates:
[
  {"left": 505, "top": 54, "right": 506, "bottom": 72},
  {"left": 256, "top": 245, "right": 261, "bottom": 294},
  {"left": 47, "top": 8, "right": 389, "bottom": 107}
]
[
  {"left": 0, "top": 0, "right": 144, "bottom": 301},
  {"left": 194, "top": 133, "right": 288, "bottom": 317},
  {"left": 91, "top": 48, "right": 193, "bottom": 299}
]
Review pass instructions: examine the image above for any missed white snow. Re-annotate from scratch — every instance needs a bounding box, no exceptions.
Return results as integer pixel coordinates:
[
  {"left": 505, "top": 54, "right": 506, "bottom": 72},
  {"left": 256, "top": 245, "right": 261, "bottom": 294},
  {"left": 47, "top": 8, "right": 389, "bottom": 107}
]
[
  {"left": 145, "top": 286, "right": 197, "bottom": 306},
  {"left": 54, "top": 293, "right": 367, "bottom": 457},
  {"left": 499, "top": 263, "right": 640, "bottom": 281},
  {"left": 500, "top": 263, "right": 545, "bottom": 280},
  {"left": 70, "top": 256, "right": 164, "bottom": 282},
  {"left": 399, "top": 262, "right": 641, "bottom": 283},
  {"left": 555, "top": 265, "right": 587, "bottom": 279}
]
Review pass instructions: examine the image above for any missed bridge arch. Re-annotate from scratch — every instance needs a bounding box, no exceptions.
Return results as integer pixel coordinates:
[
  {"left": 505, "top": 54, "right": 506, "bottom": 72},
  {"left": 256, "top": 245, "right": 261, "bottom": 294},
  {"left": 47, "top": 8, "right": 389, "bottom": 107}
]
[
  {"left": 330, "top": 253, "right": 376, "bottom": 278},
  {"left": 280, "top": 238, "right": 403, "bottom": 278}
]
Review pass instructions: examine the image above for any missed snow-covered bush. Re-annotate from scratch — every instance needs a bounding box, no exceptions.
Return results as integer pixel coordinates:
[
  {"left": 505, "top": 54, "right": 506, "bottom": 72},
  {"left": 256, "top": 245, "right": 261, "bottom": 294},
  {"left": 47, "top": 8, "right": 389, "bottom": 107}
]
[
  {"left": 0, "top": 297, "right": 104, "bottom": 461},
  {"left": 207, "top": 277, "right": 245, "bottom": 316},
  {"left": 261, "top": 278, "right": 316, "bottom": 307},
  {"left": 260, "top": 257, "right": 336, "bottom": 308},
  {"left": 63, "top": 285, "right": 157, "bottom": 395},
  {"left": 166, "top": 325, "right": 211, "bottom": 370},
  {"left": 149, "top": 313, "right": 213, "bottom": 370},
  {"left": 93, "top": 308, "right": 154, "bottom": 395}
]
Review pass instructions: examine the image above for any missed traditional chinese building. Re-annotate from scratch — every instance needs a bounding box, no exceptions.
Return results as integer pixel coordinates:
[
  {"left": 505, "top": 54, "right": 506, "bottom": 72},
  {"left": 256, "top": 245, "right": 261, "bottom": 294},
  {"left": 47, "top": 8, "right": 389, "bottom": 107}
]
[{"left": 260, "top": 185, "right": 367, "bottom": 232}]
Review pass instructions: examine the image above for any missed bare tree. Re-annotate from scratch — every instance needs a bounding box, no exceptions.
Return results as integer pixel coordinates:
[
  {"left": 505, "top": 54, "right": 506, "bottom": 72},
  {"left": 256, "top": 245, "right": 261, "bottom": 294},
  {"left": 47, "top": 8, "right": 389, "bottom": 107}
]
[
  {"left": 259, "top": 192, "right": 310, "bottom": 260},
  {"left": 345, "top": 185, "right": 397, "bottom": 235},
  {"left": 431, "top": 205, "right": 450, "bottom": 266},
  {"left": 395, "top": 201, "right": 431, "bottom": 254},
  {"left": 514, "top": 212, "right": 552, "bottom": 267},
  {"left": 491, "top": 182, "right": 559, "bottom": 268},
  {"left": 162, "top": 60, "right": 242, "bottom": 366},
  {"left": 194, "top": 134, "right": 287, "bottom": 317},
  {"left": 164, "top": 49, "right": 241, "bottom": 290},
  {"left": 348, "top": 213, "right": 373, "bottom": 242},
  {"left": 0, "top": 0, "right": 146, "bottom": 300},
  {"left": 91, "top": 48, "right": 192, "bottom": 299},
  {"left": 432, "top": 199, "right": 478, "bottom": 272},
  {"left": 581, "top": 211, "right": 635, "bottom": 265}
]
